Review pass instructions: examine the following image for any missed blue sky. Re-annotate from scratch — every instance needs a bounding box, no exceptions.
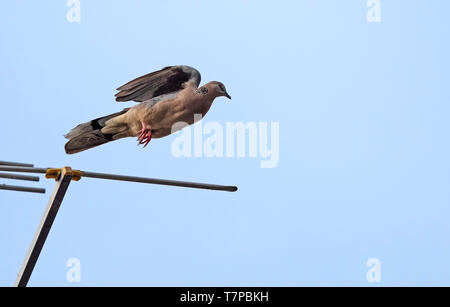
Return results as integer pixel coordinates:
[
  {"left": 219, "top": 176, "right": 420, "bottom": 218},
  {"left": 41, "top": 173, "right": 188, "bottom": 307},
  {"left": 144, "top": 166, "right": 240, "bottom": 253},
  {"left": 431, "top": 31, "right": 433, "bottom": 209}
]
[{"left": 1, "top": 1, "right": 450, "bottom": 286}]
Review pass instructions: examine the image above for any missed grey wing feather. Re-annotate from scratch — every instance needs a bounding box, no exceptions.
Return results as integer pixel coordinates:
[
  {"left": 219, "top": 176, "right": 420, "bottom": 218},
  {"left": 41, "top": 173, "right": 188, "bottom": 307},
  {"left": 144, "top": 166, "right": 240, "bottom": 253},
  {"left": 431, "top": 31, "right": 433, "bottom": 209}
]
[{"left": 115, "top": 65, "right": 201, "bottom": 102}]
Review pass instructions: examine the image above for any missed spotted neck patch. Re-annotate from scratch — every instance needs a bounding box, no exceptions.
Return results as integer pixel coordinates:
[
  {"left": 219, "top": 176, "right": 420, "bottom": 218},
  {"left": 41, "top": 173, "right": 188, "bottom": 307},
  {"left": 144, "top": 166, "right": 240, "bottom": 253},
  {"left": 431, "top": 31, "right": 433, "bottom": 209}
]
[{"left": 196, "top": 87, "right": 208, "bottom": 95}]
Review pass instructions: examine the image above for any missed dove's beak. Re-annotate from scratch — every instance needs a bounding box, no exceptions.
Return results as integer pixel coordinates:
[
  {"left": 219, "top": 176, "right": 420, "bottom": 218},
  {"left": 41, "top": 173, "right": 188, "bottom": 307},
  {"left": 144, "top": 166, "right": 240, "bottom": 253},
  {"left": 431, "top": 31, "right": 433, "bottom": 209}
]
[{"left": 224, "top": 92, "right": 231, "bottom": 100}]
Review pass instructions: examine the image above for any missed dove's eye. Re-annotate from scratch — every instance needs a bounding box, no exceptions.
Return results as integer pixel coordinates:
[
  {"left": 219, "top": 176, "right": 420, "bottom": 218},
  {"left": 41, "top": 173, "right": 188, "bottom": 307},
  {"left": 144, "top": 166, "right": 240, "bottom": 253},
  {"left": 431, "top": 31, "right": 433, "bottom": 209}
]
[{"left": 219, "top": 84, "right": 225, "bottom": 92}]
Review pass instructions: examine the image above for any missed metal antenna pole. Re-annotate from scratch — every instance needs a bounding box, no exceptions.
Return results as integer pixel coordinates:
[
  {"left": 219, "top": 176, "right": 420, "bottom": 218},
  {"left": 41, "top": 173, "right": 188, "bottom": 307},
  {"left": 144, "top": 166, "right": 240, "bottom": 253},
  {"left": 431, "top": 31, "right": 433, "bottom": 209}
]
[
  {"left": 0, "top": 161, "right": 34, "bottom": 167},
  {"left": 0, "top": 166, "right": 238, "bottom": 192},
  {"left": 1, "top": 162, "right": 238, "bottom": 286},
  {"left": 14, "top": 167, "right": 74, "bottom": 287},
  {"left": 0, "top": 173, "right": 40, "bottom": 182},
  {"left": 0, "top": 184, "right": 45, "bottom": 194}
]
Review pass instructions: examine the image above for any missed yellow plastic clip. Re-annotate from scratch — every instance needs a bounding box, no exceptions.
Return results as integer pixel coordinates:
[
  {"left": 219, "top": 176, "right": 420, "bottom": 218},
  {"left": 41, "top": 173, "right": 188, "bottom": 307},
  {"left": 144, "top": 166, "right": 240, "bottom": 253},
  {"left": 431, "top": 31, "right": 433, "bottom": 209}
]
[
  {"left": 45, "top": 168, "right": 61, "bottom": 181},
  {"left": 45, "top": 168, "right": 83, "bottom": 181},
  {"left": 72, "top": 170, "right": 83, "bottom": 181}
]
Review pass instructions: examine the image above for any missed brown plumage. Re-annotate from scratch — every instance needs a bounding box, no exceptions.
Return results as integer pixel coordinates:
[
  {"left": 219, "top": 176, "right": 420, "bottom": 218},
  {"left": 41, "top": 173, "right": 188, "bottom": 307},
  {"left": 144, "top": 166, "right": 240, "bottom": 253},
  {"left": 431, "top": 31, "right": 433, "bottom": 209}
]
[{"left": 64, "top": 65, "right": 231, "bottom": 154}]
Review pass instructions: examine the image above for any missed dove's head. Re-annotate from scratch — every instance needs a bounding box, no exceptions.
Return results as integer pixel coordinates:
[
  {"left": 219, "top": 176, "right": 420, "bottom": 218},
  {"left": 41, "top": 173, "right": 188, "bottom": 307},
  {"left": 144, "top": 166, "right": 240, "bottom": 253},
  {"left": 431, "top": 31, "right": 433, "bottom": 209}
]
[{"left": 207, "top": 81, "right": 231, "bottom": 100}]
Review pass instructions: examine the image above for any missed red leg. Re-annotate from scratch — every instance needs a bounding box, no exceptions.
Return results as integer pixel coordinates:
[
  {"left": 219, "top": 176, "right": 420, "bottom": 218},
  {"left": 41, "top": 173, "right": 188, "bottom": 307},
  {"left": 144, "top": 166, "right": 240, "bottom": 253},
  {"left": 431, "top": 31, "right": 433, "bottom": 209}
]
[
  {"left": 142, "top": 130, "right": 152, "bottom": 148},
  {"left": 137, "top": 121, "right": 152, "bottom": 147},
  {"left": 137, "top": 120, "right": 146, "bottom": 143}
]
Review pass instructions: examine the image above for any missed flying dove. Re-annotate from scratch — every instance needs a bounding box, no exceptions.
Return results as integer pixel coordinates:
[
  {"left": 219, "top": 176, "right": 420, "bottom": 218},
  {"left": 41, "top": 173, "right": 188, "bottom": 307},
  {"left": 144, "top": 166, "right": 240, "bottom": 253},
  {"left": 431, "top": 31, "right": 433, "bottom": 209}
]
[{"left": 64, "top": 65, "right": 231, "bottom": 154}]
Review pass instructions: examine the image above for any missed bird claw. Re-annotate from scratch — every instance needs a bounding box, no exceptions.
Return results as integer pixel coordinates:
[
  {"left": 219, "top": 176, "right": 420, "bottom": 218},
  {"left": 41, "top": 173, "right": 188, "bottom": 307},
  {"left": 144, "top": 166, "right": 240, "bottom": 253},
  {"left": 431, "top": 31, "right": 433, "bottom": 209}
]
[{"left": 137, "top": 121, "right": 152, "bottom": 148}]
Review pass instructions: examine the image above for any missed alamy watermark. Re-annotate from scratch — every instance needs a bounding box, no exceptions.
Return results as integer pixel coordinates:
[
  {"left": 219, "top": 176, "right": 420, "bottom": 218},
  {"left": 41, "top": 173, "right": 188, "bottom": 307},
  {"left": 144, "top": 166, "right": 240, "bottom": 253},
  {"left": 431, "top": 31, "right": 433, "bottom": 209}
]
[
  {"left": 170, "top": 114, "right": 280, "bottom": 169},
  {"left": 366, "top": 0, "right": 381, "bottom": 23},
  {"left": 66, "top": 0, "right": 81, "bottom": 23},
  {"left": 66, "top": 257, "right": 81, "bottom": 283},
  {"left": 366, "top": 257, "right": 381, "bottom": 283}
]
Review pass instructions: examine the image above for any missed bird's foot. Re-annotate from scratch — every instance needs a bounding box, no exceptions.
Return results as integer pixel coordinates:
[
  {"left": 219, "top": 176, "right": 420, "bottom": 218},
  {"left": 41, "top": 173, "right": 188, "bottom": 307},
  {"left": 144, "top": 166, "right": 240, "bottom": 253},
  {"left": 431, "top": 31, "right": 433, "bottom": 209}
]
[{"left": 137, "top": 121, "right": 152, "bottom": 148}]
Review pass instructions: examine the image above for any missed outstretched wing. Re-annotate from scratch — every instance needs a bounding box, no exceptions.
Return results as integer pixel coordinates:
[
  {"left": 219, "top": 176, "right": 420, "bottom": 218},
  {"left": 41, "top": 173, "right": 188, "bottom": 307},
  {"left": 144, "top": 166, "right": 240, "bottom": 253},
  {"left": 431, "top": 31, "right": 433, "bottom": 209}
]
[{"left": 115, "top": 65, "right": 201, "bottom": 102}]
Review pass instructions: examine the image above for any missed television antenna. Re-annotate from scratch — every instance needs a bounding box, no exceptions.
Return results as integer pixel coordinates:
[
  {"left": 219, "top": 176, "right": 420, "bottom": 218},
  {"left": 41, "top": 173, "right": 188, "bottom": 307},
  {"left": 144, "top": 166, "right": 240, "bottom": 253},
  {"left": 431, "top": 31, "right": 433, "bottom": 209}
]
[{"left": 0, "top": 160, "right": 237, "bottom": 287}]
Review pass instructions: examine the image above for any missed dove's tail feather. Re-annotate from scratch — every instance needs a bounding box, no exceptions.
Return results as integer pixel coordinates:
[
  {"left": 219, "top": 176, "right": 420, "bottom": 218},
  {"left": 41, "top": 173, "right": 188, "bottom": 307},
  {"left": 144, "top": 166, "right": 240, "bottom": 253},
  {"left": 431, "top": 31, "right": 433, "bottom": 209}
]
[{"left": 64, "top": 109, "right": 130, "bottom": 154}]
